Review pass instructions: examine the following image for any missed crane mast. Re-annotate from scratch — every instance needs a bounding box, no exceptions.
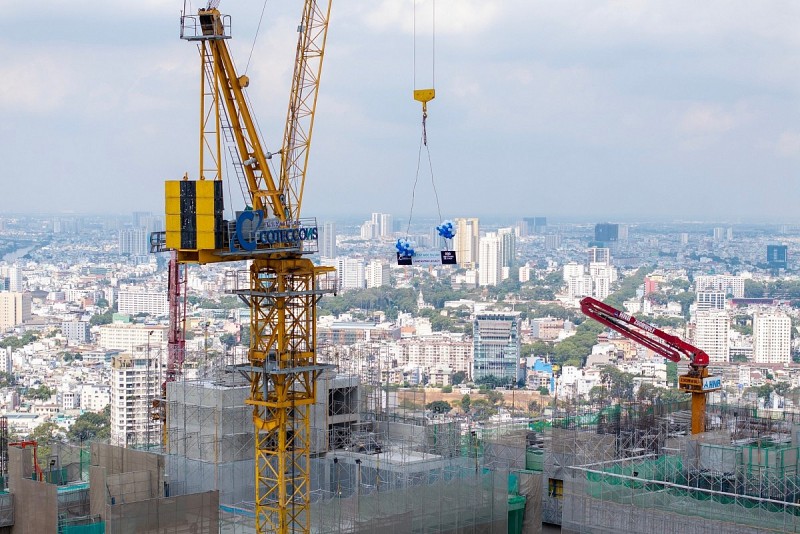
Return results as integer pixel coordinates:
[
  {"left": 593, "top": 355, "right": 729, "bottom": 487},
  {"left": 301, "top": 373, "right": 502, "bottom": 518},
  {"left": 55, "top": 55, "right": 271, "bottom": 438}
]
[
  {"left": 580, "top": 297, "right": 720, "bottom": 434},
  {"left": 152, "top": 3, "right": 336, "bottom": 533}
]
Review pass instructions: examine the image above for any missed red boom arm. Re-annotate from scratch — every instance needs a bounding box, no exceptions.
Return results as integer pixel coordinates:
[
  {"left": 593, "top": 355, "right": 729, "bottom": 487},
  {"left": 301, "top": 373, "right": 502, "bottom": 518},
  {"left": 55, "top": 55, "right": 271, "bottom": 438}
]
[{"left": 579, "top": 297, "right": 709, "bottom": 368}]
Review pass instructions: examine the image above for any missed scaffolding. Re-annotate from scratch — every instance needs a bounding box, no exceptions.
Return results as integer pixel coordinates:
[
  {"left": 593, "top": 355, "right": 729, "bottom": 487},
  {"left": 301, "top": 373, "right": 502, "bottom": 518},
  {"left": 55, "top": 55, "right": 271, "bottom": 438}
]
[
  {"left": 536, "top": 400, "right": 800, "bottom": 533},
  {"left": 164, "top": 375, "right": 255, "bottom": 506}
]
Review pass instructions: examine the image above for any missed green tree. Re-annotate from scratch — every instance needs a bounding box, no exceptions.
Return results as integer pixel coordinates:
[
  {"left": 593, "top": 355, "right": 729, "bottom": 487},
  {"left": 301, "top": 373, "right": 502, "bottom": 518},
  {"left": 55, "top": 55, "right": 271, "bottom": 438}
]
[
  {"left": 426, "top": 400, "right": 453, "bottom": 414},
  {"left": 537, "top": 386, "right": 549, "bottom": 396},
  {"left": 26, "top": 385, "right": 54, "bottom": 400},
  {"left": 29, "top": 421, "right": 61, "bottom": 468},
  {"left": 220, "top": 333, "right": 237, "bottom": 349},
  {"left": 588, "top": 385, "right": 608, "bottom": 405},
  {"left": 665, "top": 361, "right": 678, "bottom": 387},
  {"left": 460, "top": 394, "right": 471, "bottom": 413},
  {"left": 600, "top": 365, "right": 635, "bottom": 401},
  {"left": 744, "top": 280, "right": 766, "bottom": 298},
  {"left": 68, "top": 410, "right": 111, "bottom": 441},
  {"left": 671, "top": 292, "right": 696, "bottom": 319},
  {"left": 90, "top": 309, "right": 114, "bottom": 326},
  {"left": 0, "top": 372, "right": 16, "bottom": 387},
  {"left": 441, "top": 385, "right": 453, "bottom": 393},
  {"left": 451, "top": 371, "right": 466, "bottom": 386},
  {"left": 469, "top": 398, "right": 497, "bottom": 420}
]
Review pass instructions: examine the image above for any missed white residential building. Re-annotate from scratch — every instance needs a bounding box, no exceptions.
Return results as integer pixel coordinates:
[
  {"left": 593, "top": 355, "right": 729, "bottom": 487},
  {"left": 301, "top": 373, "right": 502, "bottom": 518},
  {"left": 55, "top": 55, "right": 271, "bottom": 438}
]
[
  {"left": 518, "top": 265, "right": 531, "bottom": 283},
  {"left": 80, "top": 384, "right": 112, "bottom": 413},
  {"left": 118, "top": 288, "right": 169, "bottom": 316},
  {"left": 331, "top": 257, "right": 365, "bottom": 292},
  {"left": 397, "top": 336, "right": 472, "bottom": 378},
  {"left": 589, "top": 262, "right": 616, "bottom": 301},
  {"left": 7, "top": 266, "right": 22, "bottom": 292},
  {"left": 694, "top": 309, "right": 730, "bottom": 363},
  {"left": 753, "top": 311, "right": 791, "bottom": 364},
  {"left": 0, "top": 292, "right": 30, "bottom": 330},
  {"left": 694, "top": 275, "right": 744, "bottom": 298},
  {"left": 563, "top": 263, "right": 591, "bottom": 299},
  {"left": 111, "top": 352, "right": 162, "bottom": 448},
  {"left": 365, "top": 260, "right": 390, "bottom": 289},
  {"left": 479, "top": 233, "right": 502, "bottom": 287},
  {"left": 63, "top": 321, "right": 91, "bottom": 344},
  {"left": 98, "top": 324, "right": 167, "bottom": 353}
]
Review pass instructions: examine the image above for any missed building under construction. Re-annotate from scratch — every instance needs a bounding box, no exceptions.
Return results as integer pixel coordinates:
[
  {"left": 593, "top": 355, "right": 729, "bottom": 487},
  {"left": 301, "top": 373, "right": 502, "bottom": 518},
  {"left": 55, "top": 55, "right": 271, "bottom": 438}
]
[
  {"left": 7, "top": 376, "right": 800, "bottom": 532},
  {"left": 532, "top": 400, "right": 800, "bottom": 534}
]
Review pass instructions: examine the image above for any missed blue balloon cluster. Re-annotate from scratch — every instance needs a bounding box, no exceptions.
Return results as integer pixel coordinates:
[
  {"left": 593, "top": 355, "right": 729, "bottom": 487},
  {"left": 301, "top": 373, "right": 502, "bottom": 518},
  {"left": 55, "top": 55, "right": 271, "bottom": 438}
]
[
  {"left": 395, "top": 238, "right": 415, "bottom": 257},
  {"left": 436, "top": 220, "right": 456, "bottom": 240}
]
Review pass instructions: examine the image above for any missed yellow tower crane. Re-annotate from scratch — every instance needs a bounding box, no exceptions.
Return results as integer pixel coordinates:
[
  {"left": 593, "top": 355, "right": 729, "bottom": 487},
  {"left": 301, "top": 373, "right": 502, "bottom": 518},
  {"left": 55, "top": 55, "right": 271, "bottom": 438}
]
[{"left": 152, "top": 2, "right": 335, "bottom": 532}]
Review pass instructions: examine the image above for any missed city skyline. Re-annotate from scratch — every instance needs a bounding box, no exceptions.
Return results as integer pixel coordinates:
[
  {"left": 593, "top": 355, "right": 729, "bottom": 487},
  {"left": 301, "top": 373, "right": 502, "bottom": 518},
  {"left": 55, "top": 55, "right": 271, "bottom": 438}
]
[{"left": 1, "top": 2, "right": 800, "bottom": 220}]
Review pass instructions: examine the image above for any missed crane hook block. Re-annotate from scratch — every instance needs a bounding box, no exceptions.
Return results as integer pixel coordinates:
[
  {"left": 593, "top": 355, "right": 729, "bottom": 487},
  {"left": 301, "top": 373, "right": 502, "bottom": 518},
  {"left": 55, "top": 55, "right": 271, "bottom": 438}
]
[{"left": 414, "top": 88, "right": 435, "bottom": 113}]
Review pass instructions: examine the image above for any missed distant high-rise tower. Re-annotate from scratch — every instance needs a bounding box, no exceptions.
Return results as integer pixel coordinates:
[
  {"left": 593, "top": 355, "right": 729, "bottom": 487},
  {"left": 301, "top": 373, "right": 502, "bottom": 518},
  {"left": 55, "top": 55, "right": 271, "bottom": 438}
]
[
  {"left": 767, "top": 245, "right": 788, "bottom": 269},
  {"left": 587, "top": 247, "right": 610, "bottom": 265},
  {"left": 679, "top": 233, "right": 689, "bottom": 245},
  {"left": 118, "top": 229, "right": 148, "bottom": 256},
  {"left": 472, "top": 312, "right": 521, "bottom": 383},
  {"left": 544, "top": 234, "right": 562, "bottom": 250},
  {"left": 7, "top": 266, "right": 22, "bottom": 292},
  {"left": 521, "top": 217, "right": 547, "bottom": 236},
  {"left": 712, "top": 227, "right": 725, "bottom": 241},
  {"left": 594, "top": 223, "right": 618, "bottom": 243},
  {"left": 478, "top": 233, "right": 501, "bottom": 287},
  {"left": 320, "top": 221, "right": 337, "bottom": 258},
  {"left": 454, "top": 218, "right": 479, "bottom": 269},
  {"left": 696, "top": 291, "right": 726, "bottom": 311},
  {"left": 753, "top": 311, "right": 791, "bottom": 364},
  {"left": 694, "top": 309, "right": 730, "bottom": 363},
  {"left": 370, "top": 213, "right": 393, "bottom": 238},
  {"left": 498, "top": 227, "right": 516, "bottom": 269}
]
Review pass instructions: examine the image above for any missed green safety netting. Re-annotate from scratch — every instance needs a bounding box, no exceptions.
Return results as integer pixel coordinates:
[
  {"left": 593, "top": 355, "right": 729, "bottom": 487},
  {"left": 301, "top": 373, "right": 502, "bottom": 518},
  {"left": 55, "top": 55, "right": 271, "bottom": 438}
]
[{"left": 60, "top": 523, "right": 104, "bottom": 534}]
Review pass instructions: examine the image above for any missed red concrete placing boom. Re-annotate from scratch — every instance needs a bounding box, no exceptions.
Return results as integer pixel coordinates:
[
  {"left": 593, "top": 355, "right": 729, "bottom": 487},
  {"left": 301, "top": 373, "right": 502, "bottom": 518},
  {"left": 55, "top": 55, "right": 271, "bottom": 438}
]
[{"left": 579, "top": 296, "right": 720, "bottom": 434}]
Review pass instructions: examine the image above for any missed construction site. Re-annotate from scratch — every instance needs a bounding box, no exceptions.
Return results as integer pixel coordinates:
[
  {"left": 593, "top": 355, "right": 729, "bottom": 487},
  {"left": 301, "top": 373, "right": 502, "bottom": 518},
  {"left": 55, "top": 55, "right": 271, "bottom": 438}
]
[
  {"left": 8, "top": 377, "right": 800, "bottom": 533},
  {"left": 0, "top": 1, "right": 791, "bottom": 533}
]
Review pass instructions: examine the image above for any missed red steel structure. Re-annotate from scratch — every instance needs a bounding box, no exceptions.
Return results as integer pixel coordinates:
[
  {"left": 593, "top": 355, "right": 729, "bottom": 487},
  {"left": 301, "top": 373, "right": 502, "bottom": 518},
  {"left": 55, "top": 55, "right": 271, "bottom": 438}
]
[
  {"left": 152, "top": 252, "right": 186, "bottom": 447},
  {"left": 580, "top": 296, "right": 719, "bottom": 434}
]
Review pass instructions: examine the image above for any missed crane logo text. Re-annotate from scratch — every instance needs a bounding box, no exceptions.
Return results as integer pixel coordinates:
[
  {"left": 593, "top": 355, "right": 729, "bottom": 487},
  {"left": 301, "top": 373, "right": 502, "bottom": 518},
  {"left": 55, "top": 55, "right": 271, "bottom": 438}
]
[{"left": 232, "top": 210, "right": 318, "bottom": 252}]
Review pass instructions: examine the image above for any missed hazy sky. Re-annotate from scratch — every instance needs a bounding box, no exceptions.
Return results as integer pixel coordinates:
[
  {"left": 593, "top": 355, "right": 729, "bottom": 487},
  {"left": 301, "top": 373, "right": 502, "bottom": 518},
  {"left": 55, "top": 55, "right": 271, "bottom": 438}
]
[{"left": 2, "top": 1, "right": 800, "bottom": 222}]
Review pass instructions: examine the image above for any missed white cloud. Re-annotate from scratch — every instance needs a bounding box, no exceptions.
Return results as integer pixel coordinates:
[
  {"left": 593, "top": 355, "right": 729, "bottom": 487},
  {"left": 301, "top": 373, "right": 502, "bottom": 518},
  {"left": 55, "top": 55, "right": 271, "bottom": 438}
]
[
  {"left": 0, "top": 53, "right": 76, "bottom": 114},
  {"left": 679, "top": 104, "right": 737, "bottom": 135},
  {"left": 776, "top": 131, "right": 800, "bottom": 158},
  {"left": 359, "top": 0, "right": 499, "bottom": 35}
]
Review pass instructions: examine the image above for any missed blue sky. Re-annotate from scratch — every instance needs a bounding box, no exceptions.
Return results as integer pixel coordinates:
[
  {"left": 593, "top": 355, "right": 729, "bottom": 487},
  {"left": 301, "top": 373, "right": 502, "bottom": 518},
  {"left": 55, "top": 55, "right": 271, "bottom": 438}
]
[{"left": 2, "top": 1, "right": 800, "bottom": 222}]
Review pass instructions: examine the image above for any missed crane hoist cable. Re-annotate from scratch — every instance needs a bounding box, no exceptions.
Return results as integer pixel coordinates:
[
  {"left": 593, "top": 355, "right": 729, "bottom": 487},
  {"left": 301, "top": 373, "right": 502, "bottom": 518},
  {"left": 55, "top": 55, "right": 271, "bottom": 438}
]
[
  {"left": 244, "top": 0, "right": 271, "bottom": 76},
  {"left": 401, "top": 0, "right": 455, "bottom": 258}
]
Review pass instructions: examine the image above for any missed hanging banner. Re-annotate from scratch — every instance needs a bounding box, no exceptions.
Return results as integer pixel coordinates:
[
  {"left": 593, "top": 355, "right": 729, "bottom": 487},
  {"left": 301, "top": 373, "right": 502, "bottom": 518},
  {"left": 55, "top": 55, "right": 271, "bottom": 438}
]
[{"left": 397, "top": 251, "right": 457, "bottom": 266}]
